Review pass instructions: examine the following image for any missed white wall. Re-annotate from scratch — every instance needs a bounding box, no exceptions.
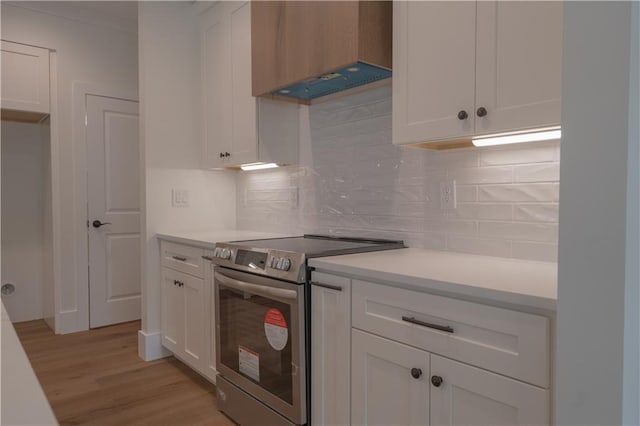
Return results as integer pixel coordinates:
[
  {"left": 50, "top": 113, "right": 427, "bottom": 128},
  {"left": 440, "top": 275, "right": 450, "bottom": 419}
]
[
  {"left": 237, "top": 86, "right": 560, "bottom": 262},
  {"left": 1, "top": 3, "right": 138, "bottom": 332},
  {"left": 138, "top": 1, "right": 236, "bottom": 360},
  {"left": 556, "top": 2, "right": 639, "bottom": 425},
  {"left": 0, "top": 121, "right": 49, "bottom": 322}
]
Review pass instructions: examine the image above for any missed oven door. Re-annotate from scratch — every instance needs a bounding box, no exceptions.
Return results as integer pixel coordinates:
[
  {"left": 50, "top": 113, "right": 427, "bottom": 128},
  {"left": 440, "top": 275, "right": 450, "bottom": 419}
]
[{"left": 215, "top": 267, "right": 306, "bottom": 424}]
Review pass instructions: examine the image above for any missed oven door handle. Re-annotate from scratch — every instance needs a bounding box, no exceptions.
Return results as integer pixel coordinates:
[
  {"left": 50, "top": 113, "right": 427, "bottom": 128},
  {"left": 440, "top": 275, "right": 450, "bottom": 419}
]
[{"left": 215, "top": 271, "right": 298, "bottom": 301}]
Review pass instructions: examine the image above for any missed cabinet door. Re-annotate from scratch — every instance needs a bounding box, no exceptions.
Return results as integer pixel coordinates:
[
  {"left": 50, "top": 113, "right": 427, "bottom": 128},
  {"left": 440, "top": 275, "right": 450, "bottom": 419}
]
[
  {"left": 201, "top": 4, "right": 233, "bottom": 168},
  {"left": 430, "top": 355, "right": 549, "bottom": 426},
  {"left": 229, "top": 1, "right": 258, "bottom": 165},
  {"left": 351, "top": 329, "right": 429, "bottom": 426},
  {"left": 161, "top": 268, "right": 182, "bottom": 353},
  {"left": 392, "top": 1, "right": 476, "bottom": 145},
  {"left": 311, "top": 274, "right": 351, "bottom": 426},
  {"left": 475, "top": 1, "right": 562, "bottom": 135},
  {"left": 1, "top": 41, "right": 49, "bottom": 114},
  {"left": 182, "top": 273, "right": 206, "bottom": 371}
]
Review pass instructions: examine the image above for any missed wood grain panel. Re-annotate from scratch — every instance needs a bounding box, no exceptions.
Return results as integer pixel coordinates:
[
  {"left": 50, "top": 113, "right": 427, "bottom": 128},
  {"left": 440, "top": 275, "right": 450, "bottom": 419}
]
[
  {"left": 252, "top": 1, "right": 392, "bottom": 97},
  {"left": 358, "top": 1, "right": 393, "bottom": 69},
  {"left": 14, "top": 320, "right": 234, "bottom": 426}
]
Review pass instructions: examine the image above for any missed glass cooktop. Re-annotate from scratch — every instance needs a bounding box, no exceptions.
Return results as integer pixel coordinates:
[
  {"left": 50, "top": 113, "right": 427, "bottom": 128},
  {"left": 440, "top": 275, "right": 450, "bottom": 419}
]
[{"left": 229, "top": 234, "right": 405, "bottom": 258}]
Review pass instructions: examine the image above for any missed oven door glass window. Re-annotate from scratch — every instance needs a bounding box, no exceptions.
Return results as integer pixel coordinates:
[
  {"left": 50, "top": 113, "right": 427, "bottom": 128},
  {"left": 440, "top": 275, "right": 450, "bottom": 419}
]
[{"left": 218, "top": 283, "right": 294, "bottom": 405}]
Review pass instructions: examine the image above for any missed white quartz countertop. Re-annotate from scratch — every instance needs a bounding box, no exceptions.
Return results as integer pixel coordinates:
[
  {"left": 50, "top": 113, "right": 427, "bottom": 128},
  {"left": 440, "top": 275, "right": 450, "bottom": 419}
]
[
  {"left": 156, "top": 230, "right": 293, "bottom": 249},
  {"left": 1, "top": 301, "right": 58, "bottom": 425},
  {"left": 309, "top": 248, "right": 558, "bottom": 311}
]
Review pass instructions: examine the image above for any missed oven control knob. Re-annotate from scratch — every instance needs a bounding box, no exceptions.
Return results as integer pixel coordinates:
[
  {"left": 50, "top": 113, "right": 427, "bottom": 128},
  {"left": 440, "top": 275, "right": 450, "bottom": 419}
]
[
  {"left": 280, "top": 258, "right": 291, "bottom": 271},
  {"left": 213, "top": 247, "right": 221, "bottom": 258},
  {"left": 220, "top": 248, "right": 232, "bottom": 260},
  {"left": 276, "top": 258, "right": 284, "bottom": 269}
]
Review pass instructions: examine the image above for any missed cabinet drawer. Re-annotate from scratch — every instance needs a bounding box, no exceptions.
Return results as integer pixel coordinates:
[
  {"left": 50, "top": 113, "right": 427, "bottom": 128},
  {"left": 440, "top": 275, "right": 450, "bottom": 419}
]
[
  {"left": 160, "top": 241, "right": 206, "bottom": 278},
  {"left": 352, "top": 280, "right": 550, "bottom": 388}
]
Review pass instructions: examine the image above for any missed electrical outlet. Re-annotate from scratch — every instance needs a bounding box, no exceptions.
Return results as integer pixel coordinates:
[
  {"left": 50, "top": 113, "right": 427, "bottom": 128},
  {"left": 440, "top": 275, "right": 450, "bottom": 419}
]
[{"left": 439, "top": 180, "right": 457, "bottom": 210}]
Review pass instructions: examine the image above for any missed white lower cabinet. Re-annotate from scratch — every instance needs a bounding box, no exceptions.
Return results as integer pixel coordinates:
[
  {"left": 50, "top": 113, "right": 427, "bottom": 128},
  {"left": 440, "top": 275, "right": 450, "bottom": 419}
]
[
  {"left": 351, "top": 329, "right": 430, "bottom": 426},
  {"left": 351, "top": 330, "right": 549, "bottom": 426},
  {"left": 160, "top": 241, "right": 215, "bottom": 381},
  {"left": 161, "top": 267, "right": 206, "bottom": 372},
  {"left": 311, "top": 268, "right": 552, "bottom": 426},
  {"left": 311, "top": 273, "right": 351, "bottom": 426},
  {"left": 430, "top": 355, "right": 548, "bottom": 426}
]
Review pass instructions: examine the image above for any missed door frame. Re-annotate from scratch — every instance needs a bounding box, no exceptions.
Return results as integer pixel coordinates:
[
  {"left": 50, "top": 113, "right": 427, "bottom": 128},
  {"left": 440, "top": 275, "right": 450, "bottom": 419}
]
[{"left": 71, "top": 82, "right": 138, "bottom": 331}]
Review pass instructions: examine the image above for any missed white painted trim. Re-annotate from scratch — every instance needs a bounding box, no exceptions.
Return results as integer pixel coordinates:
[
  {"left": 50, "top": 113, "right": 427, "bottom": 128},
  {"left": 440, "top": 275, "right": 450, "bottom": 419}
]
[
  {"left": 71, "top": 82, "right": 138, "bottom": 333},
  {"left": 56, "top": 309, "right": 81, "bottom": 335},
  {"left": 138, "top": 330, "right": 171, "bottom": 361},
  {"left": 3, "top": 1, "right": 136, "bottom": 34},
  {"left": 49, "top": 51, "right": 64, "bottom": 334}
]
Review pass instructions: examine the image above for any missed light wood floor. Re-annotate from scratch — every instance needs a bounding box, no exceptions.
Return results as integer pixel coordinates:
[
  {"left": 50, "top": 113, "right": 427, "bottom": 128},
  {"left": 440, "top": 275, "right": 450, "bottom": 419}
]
[{"left": 14, "top": 320, "right": 234, "bottom": 426}]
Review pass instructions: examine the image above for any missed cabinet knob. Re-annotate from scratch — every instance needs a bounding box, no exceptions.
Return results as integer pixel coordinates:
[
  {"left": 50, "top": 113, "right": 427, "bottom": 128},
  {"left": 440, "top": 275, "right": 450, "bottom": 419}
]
[
  {"left": 410, "top": 368, "right": 422, "bottom": 379},
  {"left": 219, "top": 152, "right": 225, "bottom": 158},
  {"left": 431, "top": 375, "right": 443, "bottom": 387},
  {"left": 476, "top": 107, "right": 488, "bottom": 117},
  {"left": 224, "top": 152, "right": 231, "bottom": 157},
  {"left": 457, "top": 110, "right": 468, "bottom": 120}
]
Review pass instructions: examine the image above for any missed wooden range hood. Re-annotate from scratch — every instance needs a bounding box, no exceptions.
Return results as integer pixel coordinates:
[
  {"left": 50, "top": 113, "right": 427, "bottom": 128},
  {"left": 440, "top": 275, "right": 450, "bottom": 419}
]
[{"left": 251, "top": 1, "right": 392, "bottom": 104}]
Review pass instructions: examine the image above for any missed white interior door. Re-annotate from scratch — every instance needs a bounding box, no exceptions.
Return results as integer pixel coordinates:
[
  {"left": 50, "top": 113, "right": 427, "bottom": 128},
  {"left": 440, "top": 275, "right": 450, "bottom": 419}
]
[{"left": 87, "top": 94, "right": 140, "bottom": 328}]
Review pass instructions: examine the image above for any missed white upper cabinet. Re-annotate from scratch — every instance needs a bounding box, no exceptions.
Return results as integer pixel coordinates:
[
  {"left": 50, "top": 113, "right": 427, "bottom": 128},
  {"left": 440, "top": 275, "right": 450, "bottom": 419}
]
[
  {"left": 393, "top": 1, "right": 562, "bottom": 147},
  {"left": 200, "top": 2, "right": 298, "bottom": 169},
  {"left": 1, "top": 41, "right": 50, "bottom": 118},
  {"left": 392, "top": 1, "right": 476, "bottom": 144},
  {"left": 475, "top": 1, "right": 563, "bottom": 135}
]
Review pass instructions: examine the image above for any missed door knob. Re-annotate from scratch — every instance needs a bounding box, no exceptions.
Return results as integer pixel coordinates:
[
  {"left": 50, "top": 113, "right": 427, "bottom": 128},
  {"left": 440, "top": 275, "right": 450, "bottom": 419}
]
[
  {"left": 410, "top": 368, "right": 422, "bottom": 379},
  {"left": 431, "top": 375, "right": 443, "bottom": 387},
  {"left": 92, "top": 220, "right": 112, "bottom": 228}
]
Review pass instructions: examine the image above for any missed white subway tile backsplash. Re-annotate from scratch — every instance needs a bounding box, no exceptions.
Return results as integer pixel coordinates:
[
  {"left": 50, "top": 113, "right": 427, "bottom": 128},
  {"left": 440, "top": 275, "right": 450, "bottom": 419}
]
[
  {"left": 478, "top": 221, "right": 558, "bottom": 242},
  {"left": 236, "top": 86, "right": 560, "bottom": 262},
  {"left": 453, "top": 203, "right": 513, "bottom": 220},
  {"left": 513, "top": 204, "right": 559, "bottom": 223},
  {"left": 478, "top": 183, "right": 560, "bottom": 202},
  {"left": 514, "top": 163, "right": 560, "bottom": 182},
  {"left": 449, "top": 166, "right": 514, "bottom": 185},
  {"left": 456, "top": 185, "right": 478, "bottom": 202},
  {"left": 479, "top": 141, "right": 558, "bottom": 166}
]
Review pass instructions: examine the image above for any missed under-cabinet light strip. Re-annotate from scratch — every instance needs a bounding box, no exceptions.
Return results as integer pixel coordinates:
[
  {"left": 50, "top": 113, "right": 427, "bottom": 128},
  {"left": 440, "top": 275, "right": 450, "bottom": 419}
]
[
  {"left": 472, "top": 126, "right": 562, "bottom": 147},
  {"left": 240, "top": 162, "right": 279, "bottom": 171}
]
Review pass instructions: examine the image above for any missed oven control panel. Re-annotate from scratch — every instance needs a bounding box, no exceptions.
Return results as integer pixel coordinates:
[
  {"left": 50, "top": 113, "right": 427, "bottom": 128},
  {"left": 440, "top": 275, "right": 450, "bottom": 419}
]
[{"left": 211, "top": 242, "right": 305, "bottom": 283}]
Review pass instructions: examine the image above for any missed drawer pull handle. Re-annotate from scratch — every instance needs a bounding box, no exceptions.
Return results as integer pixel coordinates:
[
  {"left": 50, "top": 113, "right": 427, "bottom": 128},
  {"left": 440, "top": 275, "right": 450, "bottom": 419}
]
[
  {"left": 431, "top": 375, "right": 443, "bottom": 387},
  {"left": 401, "top": 316, "right": 454, "bottom": 333},
  {"left": 310, "top": 281, "right": 342, "bottom": 292},
  {"left": 172, "top": 256, "right": 187, "bottom": 262},
  {"left": 410, "top": 368, "right": 422, "bottom": 379},
  {"left": 202, "top": 255, "right": 214, "bottom": 261}
]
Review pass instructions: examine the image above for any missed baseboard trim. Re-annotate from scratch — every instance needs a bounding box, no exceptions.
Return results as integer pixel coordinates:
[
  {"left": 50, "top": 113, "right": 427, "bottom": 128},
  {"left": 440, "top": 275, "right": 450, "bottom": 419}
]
[
  {"left": 56, "top": 310, "right": 84, "bottom": 334},
  {"left": 138, "top": 330, "right": 171, "bottom": 361}
]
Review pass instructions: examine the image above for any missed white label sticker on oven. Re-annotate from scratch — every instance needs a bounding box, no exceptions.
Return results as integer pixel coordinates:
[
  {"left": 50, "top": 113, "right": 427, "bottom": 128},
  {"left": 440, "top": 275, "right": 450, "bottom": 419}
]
[
  {"left": 239, "top": 345, "right": 260, "bottom": 382},
  {"left": 264, "top": 308, "right": 288, "bottom": 351}
]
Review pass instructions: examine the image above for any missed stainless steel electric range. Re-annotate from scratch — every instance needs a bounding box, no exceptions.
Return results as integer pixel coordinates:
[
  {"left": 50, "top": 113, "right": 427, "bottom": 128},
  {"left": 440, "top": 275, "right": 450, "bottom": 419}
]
[{"left": 210, "top": 235, "right": 405, "bottom": 426}]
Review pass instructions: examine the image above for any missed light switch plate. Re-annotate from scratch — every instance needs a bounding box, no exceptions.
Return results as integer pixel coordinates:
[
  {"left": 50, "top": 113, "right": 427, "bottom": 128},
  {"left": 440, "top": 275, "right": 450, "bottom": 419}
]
[{"left": 172, "top": 189, "right": 189, "bottom": 207}]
